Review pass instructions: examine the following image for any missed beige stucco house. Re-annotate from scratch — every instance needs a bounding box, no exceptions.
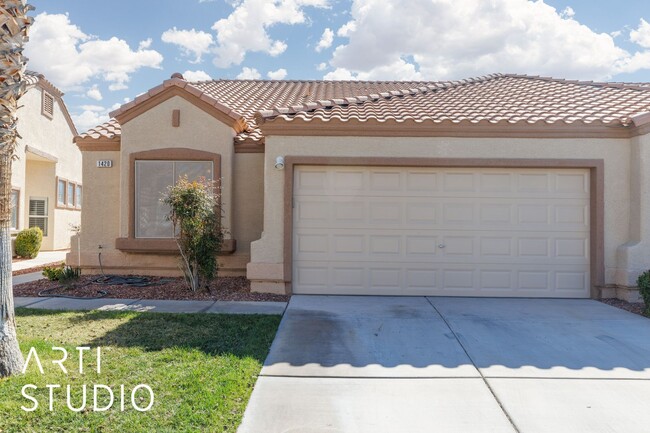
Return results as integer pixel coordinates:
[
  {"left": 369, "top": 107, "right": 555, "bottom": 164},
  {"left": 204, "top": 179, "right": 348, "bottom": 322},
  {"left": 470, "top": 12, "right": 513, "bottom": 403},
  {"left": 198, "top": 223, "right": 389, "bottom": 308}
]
[
  {"left": 11, "top": 71, "right": 81, "bottom": 252},
  {"left": 71, "top": 73, "right": 650, "bottom": 301}
]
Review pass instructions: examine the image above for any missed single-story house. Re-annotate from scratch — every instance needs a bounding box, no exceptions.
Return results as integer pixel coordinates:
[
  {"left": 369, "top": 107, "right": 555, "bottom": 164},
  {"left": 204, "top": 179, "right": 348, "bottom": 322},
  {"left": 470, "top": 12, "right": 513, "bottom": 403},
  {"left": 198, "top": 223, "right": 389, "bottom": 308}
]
[
  {"left": 70, "top": 73, "right": 650, "bottom": 301},
  {"left": 12, "top": 71, "right": 81, "bottom": 252}
]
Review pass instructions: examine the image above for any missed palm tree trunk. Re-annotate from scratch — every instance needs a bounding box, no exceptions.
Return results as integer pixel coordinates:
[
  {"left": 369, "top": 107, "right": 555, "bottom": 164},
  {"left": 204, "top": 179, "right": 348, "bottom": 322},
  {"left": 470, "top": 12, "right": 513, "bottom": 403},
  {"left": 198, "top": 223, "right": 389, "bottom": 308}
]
[
  {"left": 0, "top": 152, "right": 23, "bottom": 376},
  {"left": 0, "top": 0, "right": 33, "bottom": 377}
]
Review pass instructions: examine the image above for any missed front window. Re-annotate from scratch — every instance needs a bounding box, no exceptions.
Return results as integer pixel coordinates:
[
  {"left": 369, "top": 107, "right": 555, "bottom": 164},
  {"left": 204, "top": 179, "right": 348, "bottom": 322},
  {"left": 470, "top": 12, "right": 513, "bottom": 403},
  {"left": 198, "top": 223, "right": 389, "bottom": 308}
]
[
  {"left": 135, "top": 160, "right": 213, "bottom": 238},
  {"left": 10, "top": 190, "right": 19, "bottom": 230},
  {"left": 67, "top": 182, "right": 75, "bottom": 207},
  {"left": 28, "top": 197, "right": 48, "bottom": 236},
  {"left": 75, "top": 185, "right": 82, "bottom": 208},
  {"left": 57, "top": 179, "right": 66, "bottom": 206}
]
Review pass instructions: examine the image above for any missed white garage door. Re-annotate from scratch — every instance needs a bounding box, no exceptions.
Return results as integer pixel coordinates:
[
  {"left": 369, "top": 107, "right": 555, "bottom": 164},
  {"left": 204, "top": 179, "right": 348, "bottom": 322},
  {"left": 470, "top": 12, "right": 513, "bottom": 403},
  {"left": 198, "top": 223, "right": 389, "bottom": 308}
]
[{"left": 292, "top": 166, "right": 590, "bottom": 298}]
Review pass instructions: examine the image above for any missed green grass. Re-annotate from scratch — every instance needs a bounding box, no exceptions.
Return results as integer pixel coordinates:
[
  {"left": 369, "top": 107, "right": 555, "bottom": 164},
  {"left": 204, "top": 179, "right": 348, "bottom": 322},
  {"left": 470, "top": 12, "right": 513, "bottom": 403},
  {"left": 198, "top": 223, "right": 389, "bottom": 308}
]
[{"left": 0, "top": 308, "right": 281, "bottom": 433}]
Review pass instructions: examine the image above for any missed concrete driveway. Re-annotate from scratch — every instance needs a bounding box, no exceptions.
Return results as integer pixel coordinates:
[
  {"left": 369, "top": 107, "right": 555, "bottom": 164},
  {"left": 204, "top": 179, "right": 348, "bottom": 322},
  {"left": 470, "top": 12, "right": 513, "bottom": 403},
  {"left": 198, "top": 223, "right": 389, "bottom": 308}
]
[{"left": 238, "top": 296, "right": 650, "bottom": 433}]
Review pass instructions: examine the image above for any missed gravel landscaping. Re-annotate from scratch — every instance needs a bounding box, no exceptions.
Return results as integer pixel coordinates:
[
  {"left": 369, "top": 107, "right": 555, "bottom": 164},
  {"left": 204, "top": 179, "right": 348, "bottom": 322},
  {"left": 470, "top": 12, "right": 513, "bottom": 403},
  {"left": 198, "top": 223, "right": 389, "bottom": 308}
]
[
  {"left": 600, "top": 298, "right": 647, "bottom": 317},
  {"left": 13, "top": 275, "right": 290, "bottom": 302}
]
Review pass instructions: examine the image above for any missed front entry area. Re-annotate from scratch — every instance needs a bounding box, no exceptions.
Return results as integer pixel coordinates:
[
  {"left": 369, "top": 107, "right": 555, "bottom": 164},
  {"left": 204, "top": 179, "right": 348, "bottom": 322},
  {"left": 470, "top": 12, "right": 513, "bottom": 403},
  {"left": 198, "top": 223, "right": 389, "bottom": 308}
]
[{"left": 292, "top": 165, "right": 591, "bottom": 297}]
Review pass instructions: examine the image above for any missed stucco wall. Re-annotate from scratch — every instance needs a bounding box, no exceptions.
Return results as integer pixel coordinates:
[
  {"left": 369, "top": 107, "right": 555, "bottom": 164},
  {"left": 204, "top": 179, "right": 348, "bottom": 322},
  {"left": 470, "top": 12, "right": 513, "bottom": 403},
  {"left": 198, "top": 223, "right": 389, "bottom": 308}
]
[
  {"left": 11, "top": 86, "right": 80, "bottom": 251},
  {"left": 70, "top": 95, "right": 260, "bottom": 276},
  {"left": 249, "top": 135, "right": 633, "bottom": 292},
  {"left": 232, "top": 153, "right": 264, "bottom": 254},
  {"left": 615, "top": 132, "right": 650, "bottom": 287},
  {"left": 119, "top": 95, "right": 236, "bottom": 238}
]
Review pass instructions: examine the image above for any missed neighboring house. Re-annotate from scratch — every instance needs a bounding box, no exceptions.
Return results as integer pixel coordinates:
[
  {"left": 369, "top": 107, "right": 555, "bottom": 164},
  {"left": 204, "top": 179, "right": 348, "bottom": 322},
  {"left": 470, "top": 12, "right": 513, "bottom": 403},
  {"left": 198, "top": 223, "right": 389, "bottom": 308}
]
[
  {"left": 11, "top": 71, "right": 81, "bottom": 252},
  {"left": 71, "top": 73, "right": 650, "bottom": 301}
]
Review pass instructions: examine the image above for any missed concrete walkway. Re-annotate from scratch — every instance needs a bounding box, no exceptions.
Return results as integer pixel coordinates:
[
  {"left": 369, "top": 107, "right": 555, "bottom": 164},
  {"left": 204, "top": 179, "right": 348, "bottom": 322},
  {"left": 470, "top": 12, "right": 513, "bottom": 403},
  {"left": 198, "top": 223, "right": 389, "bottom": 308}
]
[
  {"left": 12, "top": 250, "right": 68, "bottom": 271},
  {"left": 15, "top": 296, "right": 286, "bottom": 315},
  {"left": 238, "top": 295, "right": 650, "bottom": 433}
]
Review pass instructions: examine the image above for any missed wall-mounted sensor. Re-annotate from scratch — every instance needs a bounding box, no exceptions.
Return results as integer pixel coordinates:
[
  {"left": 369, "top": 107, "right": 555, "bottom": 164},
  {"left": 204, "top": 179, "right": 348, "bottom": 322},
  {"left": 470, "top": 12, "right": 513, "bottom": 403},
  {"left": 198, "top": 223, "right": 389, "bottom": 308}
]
[{"left": 275, "top": 156, "right": 285, "bottom": 170}]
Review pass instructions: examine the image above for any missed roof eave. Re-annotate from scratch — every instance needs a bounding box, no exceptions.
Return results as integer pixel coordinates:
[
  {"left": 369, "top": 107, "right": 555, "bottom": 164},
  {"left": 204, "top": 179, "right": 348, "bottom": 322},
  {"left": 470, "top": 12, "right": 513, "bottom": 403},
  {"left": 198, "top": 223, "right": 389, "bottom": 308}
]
[
  {"left": 109, "top": 78, "right": 248, "bottom": 133},
  {"left": 258, "top": 117, "right": 635, "bottom": 139}
]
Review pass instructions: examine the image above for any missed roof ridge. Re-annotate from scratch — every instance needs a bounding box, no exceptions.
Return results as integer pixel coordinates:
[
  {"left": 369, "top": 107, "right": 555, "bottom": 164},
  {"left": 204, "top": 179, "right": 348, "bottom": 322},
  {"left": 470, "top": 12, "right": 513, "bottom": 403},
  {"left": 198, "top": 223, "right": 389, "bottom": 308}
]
[
  {"left": 255, "top": 73, "right": 506, "bottom": 122},
  {"left": 503, "top": 73, "right": 650, "bottom": 91}
]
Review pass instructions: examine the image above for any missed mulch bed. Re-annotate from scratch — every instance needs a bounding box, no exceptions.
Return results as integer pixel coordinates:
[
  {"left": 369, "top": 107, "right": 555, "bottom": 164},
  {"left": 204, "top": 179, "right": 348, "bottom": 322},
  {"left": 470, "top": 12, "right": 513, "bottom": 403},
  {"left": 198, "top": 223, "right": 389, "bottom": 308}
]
[
  {"left": 12, "top": 261, "right": 65, "bottom": 277},
  {"left": 13, "top": 275, "right": 290, "bottom": 302},
  {"left": 600, "top": 298, "right": 647, "bottom": 317}
]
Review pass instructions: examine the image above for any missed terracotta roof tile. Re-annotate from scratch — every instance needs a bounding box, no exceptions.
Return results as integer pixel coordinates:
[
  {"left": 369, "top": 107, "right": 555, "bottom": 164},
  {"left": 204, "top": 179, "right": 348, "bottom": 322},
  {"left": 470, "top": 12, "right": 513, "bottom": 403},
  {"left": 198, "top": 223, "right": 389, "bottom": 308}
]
[
  {"left": 78, "top": 118, "right": 121, "bottom": 140},
  {"left": 78, "top": 74, "right": 650, "bottom": 143},
  {"left": 260, "top": 74, "right": 650, "bottom": 127}
]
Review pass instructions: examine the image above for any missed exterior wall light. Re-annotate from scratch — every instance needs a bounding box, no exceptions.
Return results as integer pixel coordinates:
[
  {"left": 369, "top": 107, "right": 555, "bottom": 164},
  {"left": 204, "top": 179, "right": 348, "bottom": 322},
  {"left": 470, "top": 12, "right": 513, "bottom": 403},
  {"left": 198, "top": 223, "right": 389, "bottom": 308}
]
[{"left": 275, "top": 156, "right": 285, "bottom": 170}]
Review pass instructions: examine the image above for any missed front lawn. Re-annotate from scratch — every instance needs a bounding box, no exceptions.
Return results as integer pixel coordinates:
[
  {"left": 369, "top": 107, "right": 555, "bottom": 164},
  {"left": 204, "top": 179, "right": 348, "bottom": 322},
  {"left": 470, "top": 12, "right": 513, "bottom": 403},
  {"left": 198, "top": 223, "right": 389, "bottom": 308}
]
[{"left": 0, "top": 308, "right": 281, "bottom": 433}]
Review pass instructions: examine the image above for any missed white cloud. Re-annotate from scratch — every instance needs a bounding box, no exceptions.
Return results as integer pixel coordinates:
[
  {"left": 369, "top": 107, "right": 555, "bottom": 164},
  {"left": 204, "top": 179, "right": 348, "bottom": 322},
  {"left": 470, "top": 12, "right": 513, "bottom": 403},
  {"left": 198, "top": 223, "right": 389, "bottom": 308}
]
[
  {"left": 183, "top": 69, "right": 212, "bottom": 82},
  {"left": 317, "top": 62, "right": 327, "bottom": 71},
  {"left": 631, "top": 18, "right": 650, "bottom": 48},
  {"left": 316, "top": 28, "right": 334, "bottom": 52},
  {"left": 211, "top": 0, "right": 330, "bottom": 68},
  {"left": 236, "top": 67, "right": 262, "bottom": 79},
  {"left": 267, "top": 68, "right": 288, "bottom": 79},
  {"left": 86, "top": 85, "right": 103, "bottom": 101},
  {"left": 325, "top": 0, "right": 650, "bottom": 81},
  {"left": 25, "top": 12, "right": 163, "bottom": 91},
  {"left": 72, "top": 107, "right": 110, "bottom": 133},
  {"left": 560, "top": 6, "right": 575, "bottom": 19},
  {"left": 161, "top": 27, "right": 214, "bottom": 63},
  {"left": 337, "top": 20, "right": 356, "bottom": 37}
]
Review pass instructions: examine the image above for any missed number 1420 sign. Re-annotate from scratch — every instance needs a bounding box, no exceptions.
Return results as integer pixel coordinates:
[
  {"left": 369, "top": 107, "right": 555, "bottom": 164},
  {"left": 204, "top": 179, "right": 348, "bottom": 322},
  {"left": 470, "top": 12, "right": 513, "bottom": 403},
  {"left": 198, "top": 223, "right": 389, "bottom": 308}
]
[{"left": 97, "top": 160, "right": 113, "bottom": 168}]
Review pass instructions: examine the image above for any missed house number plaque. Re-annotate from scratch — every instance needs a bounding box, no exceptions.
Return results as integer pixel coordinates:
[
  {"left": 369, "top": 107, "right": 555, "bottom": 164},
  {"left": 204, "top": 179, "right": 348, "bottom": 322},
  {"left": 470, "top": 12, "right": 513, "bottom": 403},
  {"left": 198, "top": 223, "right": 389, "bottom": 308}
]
[{"left": 97, "top": 160, "right": 113, "bottom": 168}]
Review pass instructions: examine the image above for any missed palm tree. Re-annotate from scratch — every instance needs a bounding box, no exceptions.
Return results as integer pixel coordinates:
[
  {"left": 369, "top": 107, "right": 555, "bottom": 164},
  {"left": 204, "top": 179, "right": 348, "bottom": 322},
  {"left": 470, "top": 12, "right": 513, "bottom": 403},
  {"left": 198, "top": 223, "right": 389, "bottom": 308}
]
[{"left": 0, "top": 0, "right": 33, "bottom": 378}]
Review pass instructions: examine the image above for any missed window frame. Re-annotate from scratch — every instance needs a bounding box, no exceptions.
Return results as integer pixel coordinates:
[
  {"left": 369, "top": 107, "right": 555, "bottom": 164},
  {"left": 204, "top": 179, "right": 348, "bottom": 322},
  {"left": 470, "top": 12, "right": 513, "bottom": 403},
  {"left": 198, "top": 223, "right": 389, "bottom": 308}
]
[
  {"left": 134, "top": 160, "right": 214, "bottom": 239},
  {"left": 115, "top": 148, "right": 228, "bottom": 253},
  {"left": 10, "top": 188, "right": 19, "bottom": 231},
  {"left": 55, "top": 177, "right": 82, "bottom": 211},
  {"left": 28, "top": 197, "right": 48, "bottom": 236},
  {"left": 75, "top": 184, "right": 82, "bottom": 209}
]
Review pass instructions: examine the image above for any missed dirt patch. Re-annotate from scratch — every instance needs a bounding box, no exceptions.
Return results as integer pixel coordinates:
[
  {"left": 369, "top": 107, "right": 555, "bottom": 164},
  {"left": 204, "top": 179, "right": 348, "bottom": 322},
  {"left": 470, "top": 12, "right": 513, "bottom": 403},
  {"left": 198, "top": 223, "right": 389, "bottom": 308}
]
[
  {"left": 13, "top": 275, "right": 289, "bottom": 302},
  {"left": 600, "top": 298, "right": 647, "bottom": 317},
  {"left": 12, "top": 262, "right": 65, "bottom": 277}
]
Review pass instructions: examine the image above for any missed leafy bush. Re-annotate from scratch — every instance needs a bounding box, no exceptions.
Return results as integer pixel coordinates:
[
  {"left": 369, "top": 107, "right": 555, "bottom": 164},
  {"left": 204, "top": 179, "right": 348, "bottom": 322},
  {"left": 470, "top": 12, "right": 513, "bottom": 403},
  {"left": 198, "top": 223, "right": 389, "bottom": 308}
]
[
  {"left": 163, "top": 177, "right": 223, "bottom": 292},
  {"left": 14, "top": 227, "right": 43, "bottom": 258},
  {"left": 638, "top": 270, "right": 650, "bottom": 315},
  {"left": 42, "top": 264, "right": 64, "bottom": 281},
  {"left": 42, "top": 264, "right": 80, "bottom": 285}
]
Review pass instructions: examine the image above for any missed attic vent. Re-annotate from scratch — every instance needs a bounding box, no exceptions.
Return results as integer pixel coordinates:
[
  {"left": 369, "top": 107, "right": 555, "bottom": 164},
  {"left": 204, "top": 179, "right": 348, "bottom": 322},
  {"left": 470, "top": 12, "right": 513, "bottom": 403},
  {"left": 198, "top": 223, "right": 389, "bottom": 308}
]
[{"left": 42, "top": 91, "right": 54, "bottom": 118}]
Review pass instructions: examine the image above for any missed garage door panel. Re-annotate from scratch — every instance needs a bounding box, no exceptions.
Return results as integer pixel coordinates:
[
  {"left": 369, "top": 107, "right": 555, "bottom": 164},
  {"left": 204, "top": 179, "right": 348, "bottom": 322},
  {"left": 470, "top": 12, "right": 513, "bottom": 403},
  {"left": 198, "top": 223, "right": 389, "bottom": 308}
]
[
  {"left": 295, "top": 196, "right": 588, "bottom": 232},
  {"left": 293, "top": 166, "right": 590, "bottom": 297}
]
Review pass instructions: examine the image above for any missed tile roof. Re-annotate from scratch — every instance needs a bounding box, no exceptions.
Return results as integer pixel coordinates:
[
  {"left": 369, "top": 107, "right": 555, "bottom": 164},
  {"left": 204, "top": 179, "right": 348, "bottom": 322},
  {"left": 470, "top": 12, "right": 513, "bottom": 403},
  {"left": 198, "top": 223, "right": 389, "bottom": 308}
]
[
  {"left": 80, "top": 78, "right": 433, "bottom": 143},
  {"left": 78, "top": 118, "right": 121, "bottom": 141},
  {"left": 257, "top": 74, "right": 650, "bottom": 128},
  {"left": 78, "top": 73, "right": 650, "bottom": 144}
]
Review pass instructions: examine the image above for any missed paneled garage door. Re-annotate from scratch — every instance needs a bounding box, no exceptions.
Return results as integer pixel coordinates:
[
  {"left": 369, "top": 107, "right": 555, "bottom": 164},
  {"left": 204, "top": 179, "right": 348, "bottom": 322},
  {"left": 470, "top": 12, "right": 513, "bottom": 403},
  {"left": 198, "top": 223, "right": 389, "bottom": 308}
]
[{"left": 292, "top": 166, "right": 590, "bottom": 298}]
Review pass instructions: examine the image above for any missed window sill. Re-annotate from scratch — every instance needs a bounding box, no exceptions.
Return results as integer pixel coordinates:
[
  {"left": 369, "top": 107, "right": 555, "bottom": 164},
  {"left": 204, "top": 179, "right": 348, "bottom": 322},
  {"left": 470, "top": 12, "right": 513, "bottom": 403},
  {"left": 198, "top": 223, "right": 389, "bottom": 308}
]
[{"left": 115, "top": 238, "right": 236, "bottom": 255}]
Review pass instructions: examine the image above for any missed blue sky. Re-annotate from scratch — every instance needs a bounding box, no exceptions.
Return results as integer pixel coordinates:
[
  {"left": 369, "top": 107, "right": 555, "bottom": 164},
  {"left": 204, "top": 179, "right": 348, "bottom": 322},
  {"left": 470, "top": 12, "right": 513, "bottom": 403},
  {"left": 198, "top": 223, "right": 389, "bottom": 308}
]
[{"left": 25, "top": 0, "right": 650, "bottom": 132}]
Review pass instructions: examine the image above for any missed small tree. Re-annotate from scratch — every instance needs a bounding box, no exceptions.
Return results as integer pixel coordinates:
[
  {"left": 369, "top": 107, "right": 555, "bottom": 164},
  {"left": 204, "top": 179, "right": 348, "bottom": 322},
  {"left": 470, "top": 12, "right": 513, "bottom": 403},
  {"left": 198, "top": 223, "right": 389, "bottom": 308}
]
[{"left": 163, "top": 177, "right": 223, "bottom": 291}]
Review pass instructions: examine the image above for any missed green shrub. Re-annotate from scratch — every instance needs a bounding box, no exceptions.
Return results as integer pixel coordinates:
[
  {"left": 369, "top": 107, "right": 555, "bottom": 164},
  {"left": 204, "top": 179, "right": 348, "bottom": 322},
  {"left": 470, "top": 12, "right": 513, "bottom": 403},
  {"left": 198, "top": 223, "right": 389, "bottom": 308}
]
[
  {"left": 163, "top": 176, "right": 223, "bottom": 292},
  {"left": 638, "top": 270, "right": 650, "bottom": 315},
  {"left": 14, "top": 227, "right": 43, "bottom": 259},
  {"left": 42, "top": 264, "right": 80, "bottom": 285},
  {"left": 43, "top": 264, "right": 64, "bottom": 281}
]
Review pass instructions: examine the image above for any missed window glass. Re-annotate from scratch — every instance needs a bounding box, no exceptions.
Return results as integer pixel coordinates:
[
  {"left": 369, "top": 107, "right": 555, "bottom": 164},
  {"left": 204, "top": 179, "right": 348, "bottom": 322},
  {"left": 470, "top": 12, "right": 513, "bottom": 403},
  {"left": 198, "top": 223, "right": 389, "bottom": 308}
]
[
  {"left": 76, "top": 185, "right": 82, "bottom": 208},
  {"left": 135, "top": 160, "right": 213, "bottom": 238},
  {"left": 57, "top": 179, "right": 66, "bottom": 205},
  {"left": 28, "top": 198, "right": 48, "bottom": 236},
  {"left": 136, "top": 161, "right": 174, "bottom": 238},
  {"left": 67, "top": 182, "right": 74, "bottom": 207},
  {"left": 10, "top": 190, "right": 18, "bottom": 230}
]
